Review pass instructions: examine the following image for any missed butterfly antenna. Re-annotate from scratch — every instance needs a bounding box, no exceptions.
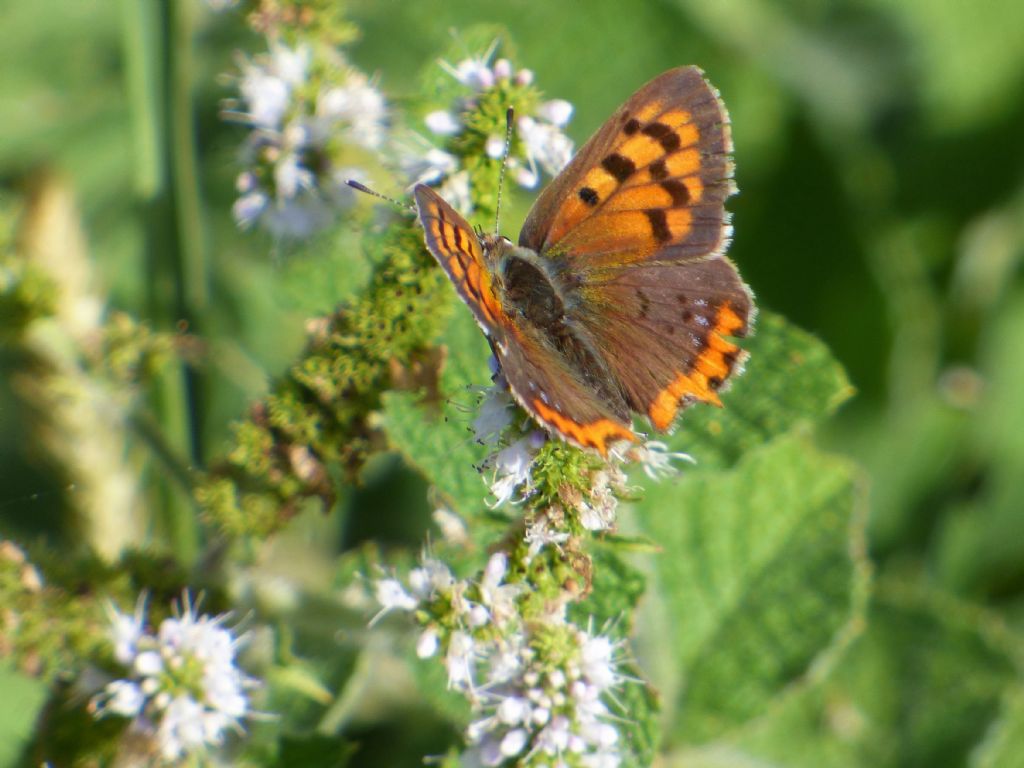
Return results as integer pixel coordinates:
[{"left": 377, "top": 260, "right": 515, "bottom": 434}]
[
  {"left": 494, "top": 106, "right": 515, "bottom": 235},
  {"left": 345, "top": 179, "right": 416, "bottom": 213}
]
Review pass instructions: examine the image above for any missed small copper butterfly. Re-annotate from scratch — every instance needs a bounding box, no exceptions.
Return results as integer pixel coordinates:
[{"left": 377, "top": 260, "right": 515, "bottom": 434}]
[{"left": 416, "top": 66, "right": 754, "bottom": 456}]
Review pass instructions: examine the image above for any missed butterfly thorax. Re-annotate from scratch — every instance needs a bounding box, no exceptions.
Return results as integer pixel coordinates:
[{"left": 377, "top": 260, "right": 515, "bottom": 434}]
[
  {"left": 482, "top": 234, "right": 631, "bottom": 418},
  {"left": 482, "top": 235, "right": 566, "bottom": 328}
]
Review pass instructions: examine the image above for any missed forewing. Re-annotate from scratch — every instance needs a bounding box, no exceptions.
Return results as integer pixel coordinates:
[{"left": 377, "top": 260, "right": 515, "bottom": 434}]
[
  {"left": 494, "top": 326, "right": 637, "bottom": 457},
  {"left": 519, "top": 66, "right": 733, "bottom": 266},
  {"left": 415, "top": 184, "right": 504, "bottom": 334},
  {"left": 570, "top": 256, "right": 753, "bottom": 432}
]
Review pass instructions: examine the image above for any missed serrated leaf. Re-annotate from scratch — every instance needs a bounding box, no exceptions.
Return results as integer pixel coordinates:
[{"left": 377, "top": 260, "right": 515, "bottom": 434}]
[
  {"left": 693, "top": 582, "right": 1020, "bottom": 768},
  {"left": 616, "top": 671, "right": 661, "bottom": 768},
  {"left": 380, "top": 390, "right": 489, "bottom": 514},
  {"left": 667, "top": 311, "right": 853, "bottom": 469},
  {"left": 570, "top": 546, "right": 647, "bottom": 632},
  {"left": 380, "top": 304, "right": 494, "bottom": 514},
  {"left": 632, "top": 434, "right": 867, "bottom": 744}
]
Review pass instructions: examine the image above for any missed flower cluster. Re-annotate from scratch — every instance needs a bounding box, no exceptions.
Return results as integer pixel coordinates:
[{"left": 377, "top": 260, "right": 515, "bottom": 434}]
[
  {"left": 400, "top": 48, "right": 575, "bottom": 212},
  {"left": 470, "top": 375, "right": 691, "bottom": 542},
  {"left": 225, "top": 41, "right": 386, "bottom": 239},
  {"left": 91, "top": 595, "right": 256, "bottom": 763},
  {"left": 374, "top": 553, "right": 628, "bottom": 767}
]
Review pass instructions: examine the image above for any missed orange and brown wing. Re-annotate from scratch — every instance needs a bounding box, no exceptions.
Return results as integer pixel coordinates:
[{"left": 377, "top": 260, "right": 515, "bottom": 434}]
[
  {"left": 493, "top": 324, "right": 638, "bottom": 457},
  {"left": 519, "top": 66, "right": 733, "bottom": 267},
  {"left": 415, "top": 184, "right": 504, "bottom": 334},
  {"left": 570, "top": 257, "right": 753, "bottom": 432}
]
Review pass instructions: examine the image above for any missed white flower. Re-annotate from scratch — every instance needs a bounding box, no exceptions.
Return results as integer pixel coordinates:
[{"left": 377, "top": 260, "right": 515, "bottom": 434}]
[
  {"left": 485, "top": 135, "right": 506, "bottom": 159},
  {"left": 100, "top": 680, "right": 145, "bottom": 717},
  {"left": 446, "top": 630, "right": 478, "bottom": 689},
  {"left": 271, "top": 42, "right": 311, "bottom": 88},
  {"left": 516, "top": 68, "right": 535, "bottom": 86},
  {"left": 473, "top": 385, "right": 515, "bottom": 445},
  {"left": 425, "top": 110, "right": 461, "bottom": 136},
  {"left": 493, "top": 58, "right": 513, "bottom": 80},
  {"left": 525, "top": 516, "right": 571, "bottom": 558},
  {"left": 501, "top": 728, "right": 529, "bottom": 757},
  {"left": 478, "top": 552, "right": 523, "bottom": 627},
  {"left": 158, "top": 695, "right": 209, "bottom": 761},
  {"left": 407, "top": 556, "right": 454, "bottom": 599},
  {"left": 626, "top": 439, "right": 695, "bottom": 479},
  {"left": 580, "top": 634, "right": 619, "bottom": 690},
  {"left": 517, "top": 114, "right": 574, "bottom": 181},
  {"left": 437, "top": 170, "right": 473, "bottom": 214},
  {"left": 232, "top": 189, "right": 269, "bottom": 229},
  {"left": 442, "top": 54, "right": 496, "bottom": 90},
  {"left": 401, "top": 144, "right": 459, "bottom": 187},
  {"left": 497, "top": 696, "right": 530, "bottom": 725},
  {"left": 92, "top": 594, "right": 255, "bottom": 764},
  {"left": 274, "top": 151, "right": 316, "bottom": 199},
  {"left": 371, "top": 578, "right": 419, "bottom": 625},
  {"left": 489, "top": 435, "right": 540, "bottom": 507},
  {"left": 317, "top": 71, "right": 387, "bottom": 150},
  {"left": 432, "top": 506, "right": 469, "bottom": 546},
  {"left": 239, "top": 65, "right": 291, "bottom": 130},
  {"left": 515, "top": 166, "right": 540, "bottom": 189},
  {"left": 417, "top": 627, "right": 440, "bottom": 659},
  {"left": 226, "top": 44, "right": 385, "bottom": 239},
  {"left": 537, "top": 99, "right": 574, "bottom": 127},
  {"left": 106, "top": 597, "right": 146, "bottom": 666}
]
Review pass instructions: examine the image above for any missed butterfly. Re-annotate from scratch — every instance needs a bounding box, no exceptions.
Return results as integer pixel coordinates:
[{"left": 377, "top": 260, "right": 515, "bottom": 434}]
[{"left": 416, "top": 66, "right": 754, "bottom": 457}]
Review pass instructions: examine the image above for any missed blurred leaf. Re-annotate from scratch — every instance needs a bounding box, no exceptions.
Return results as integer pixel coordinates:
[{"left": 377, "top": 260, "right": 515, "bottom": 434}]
[
  {"left": 668, "top": 311, "right": 854, "bottom": 469},
  {"left": 572, "top": 545, "right": 647, "bottom": 632},
  {"left": 971, "top": 684, "right": 1024, "bottom": 768},
  {"left": 934, "top": 290, "right": 1024, "bottom": 597},
  {"left": 0, "top": 664, "right": 48, "bottom": 766},
  {"left": 732, "top": 580, "right": 1019, "bottom": 768},
  {"left": 633, "top": 434, "right": 867, "bottom": 745},
  {"left": 861, "top": 0, "right": 1024, "bottom": 130},
  {"left": 276, "top": 735, "right": 357, "bottom": 768}
]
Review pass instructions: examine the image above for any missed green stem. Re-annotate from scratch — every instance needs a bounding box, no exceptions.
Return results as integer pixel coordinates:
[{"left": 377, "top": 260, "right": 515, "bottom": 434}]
[{"left": 120, "top": 0, "right": 200, "bottom": 562}]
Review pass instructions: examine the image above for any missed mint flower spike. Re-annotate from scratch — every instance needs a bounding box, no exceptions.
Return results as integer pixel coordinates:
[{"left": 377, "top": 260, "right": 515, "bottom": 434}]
[
  {"left": 91, "top": 593, "right": 257, "bottom": 763},
  {"left": 400, "top": 47, "right": 576, "bottom": 212},
  {"left": 370, "top": 550, "right": 635, "bottom": 766},
  {"left": 223, "top": 39, "right": 387, "bottom": 239}
]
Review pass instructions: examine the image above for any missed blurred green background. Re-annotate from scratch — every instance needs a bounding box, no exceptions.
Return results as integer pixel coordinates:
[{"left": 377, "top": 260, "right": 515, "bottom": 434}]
[{"left": 2, "top": 0, "right": 1024, "bottom": 765}]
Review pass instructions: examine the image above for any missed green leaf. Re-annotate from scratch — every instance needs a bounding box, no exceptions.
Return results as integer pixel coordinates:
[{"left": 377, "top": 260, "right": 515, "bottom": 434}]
[
  {"left": 668, "top": 311, "right": 853, "bottom": 469},
  {"left": 0, "top": 663, "right": 48, "bottom": 766},
  {"left": 632, "top": 434, "right": 867, "bottom": 744},
  {"left": 380, "top": 306, "right": 493, "bottom": 514},
  {"left": 972, "top": 684, "right": 1024, "bottom": 768},
  {"left": 680, "top": 581, "right": 1021, "bottom": 768},
  {"left": 616, "top": 671, "right": 662, "bottom": 768},
  {"left": 571, "top": 545, "right": 647, "bottom": 631}
]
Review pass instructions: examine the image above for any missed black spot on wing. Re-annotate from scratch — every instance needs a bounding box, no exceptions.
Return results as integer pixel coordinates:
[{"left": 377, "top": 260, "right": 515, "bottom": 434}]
[
  {"left": 661, "top": 179, "right": 690, "bottom": 206},
  {"left": 602, "top": 153, "right": 636, "bottom": 182},
  {"left": 650, "top": 159, "right": 669, "bottom": 180},
  {"left": 623, "top": 117, "right": 641, "bottom": 135},
  {"left": 578, "top": 186, "right": 599, "bottom": 206},
  {"left": 645, "top": 209, "right": 671, "bottom": 243},
  {"left": 641, "top": 121, "right": 681, "bottom": 152}
]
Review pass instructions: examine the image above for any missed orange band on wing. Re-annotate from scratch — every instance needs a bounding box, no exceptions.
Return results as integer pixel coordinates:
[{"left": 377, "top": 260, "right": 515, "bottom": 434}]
[
  {"left": 648, "top": 303, "right": 746, "bottom": 431},
  {"left": 531, "top": 399, "right": 637, "bottom": 457}
]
